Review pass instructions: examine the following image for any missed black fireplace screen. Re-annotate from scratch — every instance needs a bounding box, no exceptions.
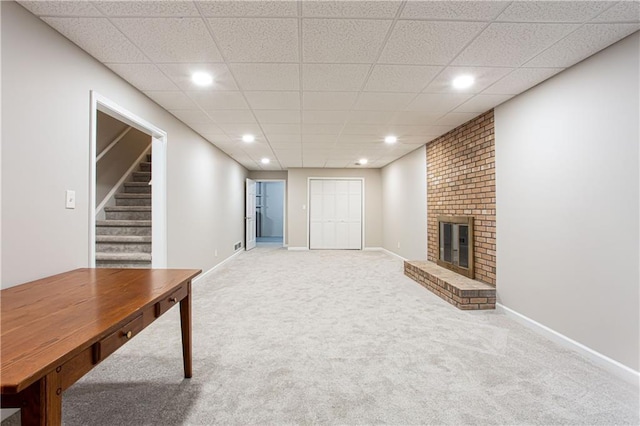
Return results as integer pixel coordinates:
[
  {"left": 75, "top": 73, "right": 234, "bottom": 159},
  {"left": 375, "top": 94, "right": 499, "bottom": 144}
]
[{"left": 437, "top": 216, "right": 474, "bottom": 279}]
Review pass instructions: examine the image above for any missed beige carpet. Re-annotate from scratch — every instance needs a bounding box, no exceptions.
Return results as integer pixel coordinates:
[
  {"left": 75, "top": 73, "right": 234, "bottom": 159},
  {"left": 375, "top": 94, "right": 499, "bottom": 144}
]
[{"left": 5, "top": 246, "right": 639, "bottom": 425}]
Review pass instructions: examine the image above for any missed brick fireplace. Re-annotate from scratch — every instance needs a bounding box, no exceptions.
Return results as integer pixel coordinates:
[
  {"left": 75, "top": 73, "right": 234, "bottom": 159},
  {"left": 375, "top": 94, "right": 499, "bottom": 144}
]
[{"left": 404, "top": 110, "right": 496, "bottom": 310}]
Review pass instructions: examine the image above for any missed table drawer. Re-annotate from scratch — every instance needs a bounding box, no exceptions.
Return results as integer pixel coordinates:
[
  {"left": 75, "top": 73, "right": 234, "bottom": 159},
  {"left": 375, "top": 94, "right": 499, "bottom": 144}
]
[
  {"left": 93, "top": 314, "right": 143, "bottom": 363},
  {"left": 155, "top": 282, "right": 188, "bottom": 317}
]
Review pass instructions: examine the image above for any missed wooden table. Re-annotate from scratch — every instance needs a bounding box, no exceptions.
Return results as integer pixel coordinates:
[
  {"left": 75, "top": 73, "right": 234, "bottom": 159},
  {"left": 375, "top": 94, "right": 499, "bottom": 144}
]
[{"left": 1, "top": 268, "right": 201, "bottom": 425}]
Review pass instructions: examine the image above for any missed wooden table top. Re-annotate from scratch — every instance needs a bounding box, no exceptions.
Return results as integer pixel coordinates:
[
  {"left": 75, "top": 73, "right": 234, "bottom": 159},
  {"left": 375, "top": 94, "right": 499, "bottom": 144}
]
[{"left": 1, "top": 268, "right": 201, "bottom": 394}]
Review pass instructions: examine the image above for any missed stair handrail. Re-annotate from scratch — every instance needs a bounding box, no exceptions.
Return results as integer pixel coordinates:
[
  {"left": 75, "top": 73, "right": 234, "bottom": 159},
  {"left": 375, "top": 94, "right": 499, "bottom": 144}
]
[{"left": 96, "top": 126, "right": 132, "bottom": 162}]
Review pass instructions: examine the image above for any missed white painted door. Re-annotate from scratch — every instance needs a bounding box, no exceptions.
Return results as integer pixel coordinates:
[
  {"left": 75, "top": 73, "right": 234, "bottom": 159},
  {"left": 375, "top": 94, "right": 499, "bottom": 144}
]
[
  {"left": 245, "top": 178, "right": 257, "bottom": 250},
  {"left": 309, "top": 179, "right": 362, "bottom": 249}
]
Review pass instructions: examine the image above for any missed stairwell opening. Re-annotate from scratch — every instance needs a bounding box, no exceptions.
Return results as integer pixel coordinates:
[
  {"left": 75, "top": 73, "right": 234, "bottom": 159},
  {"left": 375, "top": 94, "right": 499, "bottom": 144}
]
[{"left": 90, "top": 92, "right": 168, "bottom": 268}]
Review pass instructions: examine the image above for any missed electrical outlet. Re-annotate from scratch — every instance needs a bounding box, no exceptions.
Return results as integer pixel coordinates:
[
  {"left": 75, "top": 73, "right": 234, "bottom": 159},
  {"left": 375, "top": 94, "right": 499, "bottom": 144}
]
[
  {"left": 65, "top": 190, "right": 76, "bottom": 209},
  {"left": 214, "top": 249, "right": 218, "bottom": 257},
  {"left": 397, "top": 242, "right": 401, "bottom": 249}
]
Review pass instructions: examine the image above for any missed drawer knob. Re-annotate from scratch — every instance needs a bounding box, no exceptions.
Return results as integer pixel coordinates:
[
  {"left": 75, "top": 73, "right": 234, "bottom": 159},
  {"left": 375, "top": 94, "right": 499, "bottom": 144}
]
[
  {"left": 169, "top": 297, "right": 177, "bottom": 303},
  {"left": 124, "top": 330, "right": 132, "bottom": 339}
]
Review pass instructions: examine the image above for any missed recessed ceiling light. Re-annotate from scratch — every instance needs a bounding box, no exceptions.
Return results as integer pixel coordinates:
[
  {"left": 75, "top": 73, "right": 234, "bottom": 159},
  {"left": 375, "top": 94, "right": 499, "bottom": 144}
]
[
  {"left": 242, "top": 134, "right": 255, "bottom": 143},
  {"left": 357, "top": 158, "right": 368, "bottom": 165},
  {"left": 191, "top": 71, "right": 213, "bottom": 87},
  {"left": 261, "top": 158, "right": 270, "bottom": 164},
  {"left": 385, "top": 135, "right": 397, "bottom": 144},
  {"left": 452, "top": 74, "right": 475, "bottom": 90}
]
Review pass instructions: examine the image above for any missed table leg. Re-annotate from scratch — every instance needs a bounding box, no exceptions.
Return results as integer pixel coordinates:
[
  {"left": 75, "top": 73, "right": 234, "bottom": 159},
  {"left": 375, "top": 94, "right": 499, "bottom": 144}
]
[
  {"left": 180, "top": 280, "right": 192, "bottom": 378},
  {"left": 20, "top": 369, "right": 62, "bottom": 426}
]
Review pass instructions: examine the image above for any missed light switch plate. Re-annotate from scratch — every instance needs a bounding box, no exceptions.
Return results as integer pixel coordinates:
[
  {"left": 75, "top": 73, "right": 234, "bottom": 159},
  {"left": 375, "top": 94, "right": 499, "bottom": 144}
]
[{"left": 65, "top": 190, "right": 76, "bottom": 209}]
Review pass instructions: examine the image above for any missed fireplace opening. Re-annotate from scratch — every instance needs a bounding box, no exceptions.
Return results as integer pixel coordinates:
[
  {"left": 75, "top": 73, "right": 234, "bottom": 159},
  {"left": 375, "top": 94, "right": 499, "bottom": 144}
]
[{"left": 437, "top": 216, "right": 474, "bottom": 279}]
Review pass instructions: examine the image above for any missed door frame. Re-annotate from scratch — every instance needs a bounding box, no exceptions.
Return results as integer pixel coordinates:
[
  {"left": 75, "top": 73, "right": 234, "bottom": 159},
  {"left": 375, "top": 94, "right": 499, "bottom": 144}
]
[
  {"left": 306, "top": 177, "right": 365, "bottom": 250},
  {"left": 254, "top": 179, "right": 287, "bottom": 247},
  {"left": 89, "top": 91, "right": 168, "bottom": 267}
]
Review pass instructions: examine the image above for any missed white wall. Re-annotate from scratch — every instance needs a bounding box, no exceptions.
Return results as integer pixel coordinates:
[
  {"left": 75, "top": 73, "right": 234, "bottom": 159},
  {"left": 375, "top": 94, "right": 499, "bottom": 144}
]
[
  {"left": 1, "top": 1, "right": 248, "bottom": 287},
  {"left": 287, "top": 168, "right": 382, "bottom": 249},
  {"left": 495, "top": 32, "right": 639, "bottom": 371},
  {"left": 381, "top": 146, "right": 428, "bottom": 260}
]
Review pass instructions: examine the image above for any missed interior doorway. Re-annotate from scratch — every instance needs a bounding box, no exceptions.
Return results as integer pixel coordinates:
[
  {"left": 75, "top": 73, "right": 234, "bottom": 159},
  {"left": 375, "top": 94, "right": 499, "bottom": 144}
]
[
  {"left": 89, "top": 91, "right": 168, "bottom": 267},
  {"left": 246, "top": 179, "right": 286, "bottom": 249},
  {"left": 256, "top": 181, "right": 285, "bottom": 244}
]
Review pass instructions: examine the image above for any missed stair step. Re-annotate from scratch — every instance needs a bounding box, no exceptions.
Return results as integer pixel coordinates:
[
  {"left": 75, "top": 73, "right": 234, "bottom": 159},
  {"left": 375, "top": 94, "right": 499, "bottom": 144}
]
[
  {"left": 139, "top": 162, "right": 152, "bottom": 172},
  {"left": 146, "top": 153, "right": 152, "bottom": 162},
  {"left": 96, "top": 241, "right": 151, "bottom": 253},
  {"left": 105, "top": 206, "right": 151, "bottom": 220},
  {"left": 95, "top": 252, "right": 151, "bottom": 262},
  {"left": 133, "top": 171, "right": 152, "bottom": 182},
  {"left": 96, "top": 235, "right": 151, "bottom": 243},
  {"left": 124, "top": 182, "right": 151, "bottom": 194},
  {"left": 96, "top": 220, "right": 151, "bottom": 227},
  {"left": 96, "top": 262, "right": 152, "bottom": 269},
  {"left": 115, "top": 193, "right": 151, "bottom": 206}
]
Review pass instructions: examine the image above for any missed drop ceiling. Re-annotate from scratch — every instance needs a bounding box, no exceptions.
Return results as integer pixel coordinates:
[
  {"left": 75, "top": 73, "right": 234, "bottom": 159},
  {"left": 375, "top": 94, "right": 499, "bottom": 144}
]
[{"left": 19, "top": 1, "right": 640, "bottom": 171}]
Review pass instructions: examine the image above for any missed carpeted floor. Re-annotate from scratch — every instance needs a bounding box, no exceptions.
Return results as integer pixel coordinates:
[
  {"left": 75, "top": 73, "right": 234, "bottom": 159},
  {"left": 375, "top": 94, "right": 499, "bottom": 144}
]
[{"left": 4, "top": 246, "right": 639, "bottom": 425}]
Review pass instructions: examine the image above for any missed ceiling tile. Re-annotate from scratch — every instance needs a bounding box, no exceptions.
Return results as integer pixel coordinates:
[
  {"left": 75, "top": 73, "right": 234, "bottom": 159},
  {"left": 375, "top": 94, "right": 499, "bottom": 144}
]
[
  {"left": 524, "top": 23, "right": 640, "bottom": 68},
  {"left": 386, "top": 125, "right": 452, "bottom": 137},
  {"left": 346, "top": 110, "right": 394, "bottom": 125},
  {"left": 271, "top": 145, "right": 302, "bottom": 153},
  {"left": 423, "top": 66, "right": 513, "bottom": 94},
  {"left": 483, "top": 68, "right": 562, "bottom": 95},
  {"left": 265, "top": 134, "right": 302, "bottom": 144},
  {"left": 496, "top": 1, "right": 611, "bottom": 23},
  {"left": 594, "top": 2, "right": 640, "bottom": 23},
  {"left": 302, "top": 158, "right": 327, "bottom": 168},
  {"left": 280, "top": 159, "right": 303, "bottom": 167},
  {"left": 452, "top": 23, "right": 579, "bottom": 67},
  {"left": 388, "top": 111, "right": 442, "bottom": 125},
  {"left": 354, "top": 93, "right": 416, "bottom": 111},
  {"left": 325, "top": 160, "right": 352, "bottom": 168},
  {"left": 42, "top": 18, "right": 147, "bottom": 62},
  {"left": 144, "top": 91, "right": 198, "bottom": 110},
  {"left": 303, "top": 92, "right": 358, "bottom": 110},
  {"left": 230, "top": 64, "right": 299, "bottom": 91},
  {"left": 302, "top": 64, "right": 370, "bottom": 91},
  {"left": 216, "top": 123, "right": 264, "bottom": 136},
  {"left": 105, "top": 63, "right": 178, "bottom": 91},
  {"left": 208, "top": 18, "right": 298, "bottom": 62},
  {"left": 364, "top": 65, "right": 441, "bottom": 92},
  {"left": 261, "top": 124, "right": 302, "bottom": 135},
  {"left": 254, "top": 110, "right": 301, "bottom": 124},
  {"left": 112, "top": 18, "right": 222, "bottom": 62},
  {"left": 245, "top": 91, "right": 300, "bottom": 110},
  {"left": 157, "top": 63, "right": 238, "bottom": 91},
  {"left": 436, "top": 112, "right": 481, "bottom": 126},
  {"left": 187, "top": 91, "right": 249, "bottom": 110},
  {"left": 201, "top": 134, "right": 232, "bottom": 145},
  {"left": 302, "top": 134, "right": 336, "bottom": 144},
  {"left": 170, "top": 109, "right": 214, "bottom": 125},
  {"left": 94, "top": 1, "right": 200, "bottom": 17},
  {"left": 302, "top": 110, "right": 349, "bottom": 124},
  {"left": 405, "top": 93, "right": 472, "bottom": 113},
  {"left": 189, "top": 122, "right": 228, "bottom": 135},
  {"left": 303, "top": 19, "right": 392, "bottom": 63},
  {"left": 20, "top": 1, "right": 102, "bottom": 16},
  {"left": 302, "top": 1, "right": 401, "bottom": 18},
  {"left": 454, "top": 94, "right": 514, "bottom": 113},
  {"left": 197, "top": 1, "right": 298, "bottom": 17},
  {"left": 207, "top": 110, "right": 257, "bottom": 124},
  {"left": 401, "top": 1, "right": 509, "bottom": 20},
  {"left": 341, "top": 124, "right": 385, "bottom": 135},
  {"left": 379, "top": 21, "right": 486, "bottom": 65},
  {"left": 301, "top": 124, "right": 343, "bottom": 135}
]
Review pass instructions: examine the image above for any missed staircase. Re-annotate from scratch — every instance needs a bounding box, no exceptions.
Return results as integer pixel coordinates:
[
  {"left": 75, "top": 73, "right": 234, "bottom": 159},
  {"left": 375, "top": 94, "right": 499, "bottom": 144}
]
[{"left": 96, "top": 153, "right": 152, "bottom": 268}]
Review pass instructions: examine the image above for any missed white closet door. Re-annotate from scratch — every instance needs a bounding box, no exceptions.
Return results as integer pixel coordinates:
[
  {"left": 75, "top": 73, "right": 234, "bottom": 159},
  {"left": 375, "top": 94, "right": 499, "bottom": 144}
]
[{"left": 309, "top": 179, "right": 362, "bottom": 250}]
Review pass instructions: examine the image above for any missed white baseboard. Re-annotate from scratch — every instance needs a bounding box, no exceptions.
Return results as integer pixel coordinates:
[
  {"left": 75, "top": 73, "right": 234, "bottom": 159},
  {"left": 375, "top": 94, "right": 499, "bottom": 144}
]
[
  {"left": 193, "top": 249, "right": 244, "bottom": 284},
  {"left": 364, "top": 246, "right": 408, "bottom": 261},
  {"left": 287, "top": 247, "right": 308, "bottom": 251},
  {"left": 496, "top": 303, "right": 640, "bottom": 386}
]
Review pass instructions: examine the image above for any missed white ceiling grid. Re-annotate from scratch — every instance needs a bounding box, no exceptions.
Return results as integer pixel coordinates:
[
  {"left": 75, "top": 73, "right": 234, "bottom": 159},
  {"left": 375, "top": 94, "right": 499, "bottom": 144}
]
[{"left": 21, "top": 0, "right": 640, "bottom": 171}]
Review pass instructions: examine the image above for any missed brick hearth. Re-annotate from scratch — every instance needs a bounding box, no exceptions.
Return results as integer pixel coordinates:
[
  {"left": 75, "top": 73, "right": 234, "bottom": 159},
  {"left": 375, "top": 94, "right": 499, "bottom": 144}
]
[{"left": 404, "top": 261, "right": 495, "bottom": 310}]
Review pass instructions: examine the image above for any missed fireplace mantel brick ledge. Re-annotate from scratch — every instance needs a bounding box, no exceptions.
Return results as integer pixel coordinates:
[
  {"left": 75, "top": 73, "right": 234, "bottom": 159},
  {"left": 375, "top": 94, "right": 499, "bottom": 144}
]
[{"left": 404, "top": 261, "right": 495, "bottom": 310}]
